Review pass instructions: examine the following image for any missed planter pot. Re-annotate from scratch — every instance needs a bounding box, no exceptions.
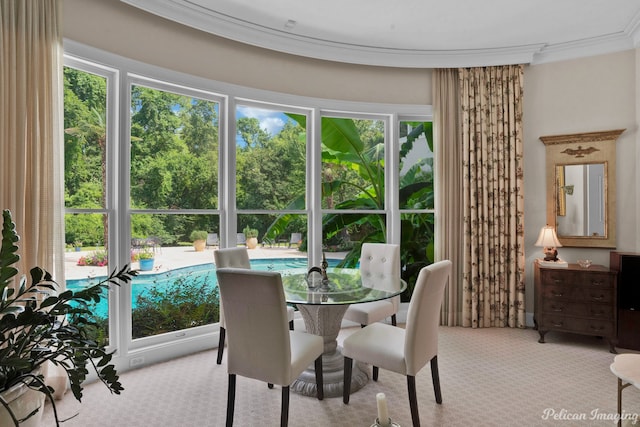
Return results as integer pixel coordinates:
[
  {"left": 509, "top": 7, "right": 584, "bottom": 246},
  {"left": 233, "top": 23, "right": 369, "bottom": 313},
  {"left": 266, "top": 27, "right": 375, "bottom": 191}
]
[
  {"left": 0, "top": 380, "right": 46, "bottom": 427},
  {"left": 75, "top": 247, "right": 82, "bottom": 252},
  {"left": 246, "top": 237, "right": 258, "bottom": 249},
  {"left": 193, "top": 239, "right": 206, "bottom": 252},
  {"left": 139, "top": 258, "right": 155, "bottom": 271}
]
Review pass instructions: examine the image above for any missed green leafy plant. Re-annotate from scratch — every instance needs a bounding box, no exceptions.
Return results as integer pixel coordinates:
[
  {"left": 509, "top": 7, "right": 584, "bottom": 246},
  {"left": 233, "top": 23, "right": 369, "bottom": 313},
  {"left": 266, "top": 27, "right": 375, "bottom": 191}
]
[
  {"left": 189, "top": 230, "right": 207, "bottom": 242},
  {"left": 76, "top": 249, "right": 108, "bottom": 266},
  {"left": 0, "top": 209, "right": 137, "bottom": 426},
  {"left": 137, "top": 248, "right": 154, "bottom": 260},
  {"left": 242, "top": 226, "right": 258, "bottom": 239},
  {"left": 131, "top": 271, "right": 219, "bottom": 339}
]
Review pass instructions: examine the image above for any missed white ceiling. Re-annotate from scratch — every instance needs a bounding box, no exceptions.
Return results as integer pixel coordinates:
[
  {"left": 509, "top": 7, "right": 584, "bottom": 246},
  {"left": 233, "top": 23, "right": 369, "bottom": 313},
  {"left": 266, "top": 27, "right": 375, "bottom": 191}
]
[{"left": 123, "top": 0, "right": 640, "bottom": 67}]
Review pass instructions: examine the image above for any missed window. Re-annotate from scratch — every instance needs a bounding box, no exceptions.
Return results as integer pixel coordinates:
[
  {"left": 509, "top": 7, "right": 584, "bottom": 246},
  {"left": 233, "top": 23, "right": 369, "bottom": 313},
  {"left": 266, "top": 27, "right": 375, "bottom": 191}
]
[
  {"left": 129, "top": 81, "right": 221, "bottom": 340},
  {"left": 321, "top": 115, "right": 387, "bottom": 265},
  {"left": 235, "top": 105, "right": 308, "bottom": 248},
  {"left": 63, "top": 47, "right": 433, "bottom": 366},
  {"left": 63, "top": 65, "right": 114, "bottom": 345}
]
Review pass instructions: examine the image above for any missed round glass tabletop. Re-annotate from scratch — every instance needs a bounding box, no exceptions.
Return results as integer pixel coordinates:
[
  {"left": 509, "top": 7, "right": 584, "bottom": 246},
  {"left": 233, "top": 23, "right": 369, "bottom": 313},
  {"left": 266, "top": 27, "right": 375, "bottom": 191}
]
[{"left": 281, "top": 267, "right": 406, "bottom": 305}]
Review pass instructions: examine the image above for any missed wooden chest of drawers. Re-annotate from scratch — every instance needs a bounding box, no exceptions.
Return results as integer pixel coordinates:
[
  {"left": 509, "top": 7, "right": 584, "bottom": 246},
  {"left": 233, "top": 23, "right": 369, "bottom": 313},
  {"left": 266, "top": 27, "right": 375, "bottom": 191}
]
[{"left": 534, "top": 260, "right": 618, "bottom": 353}]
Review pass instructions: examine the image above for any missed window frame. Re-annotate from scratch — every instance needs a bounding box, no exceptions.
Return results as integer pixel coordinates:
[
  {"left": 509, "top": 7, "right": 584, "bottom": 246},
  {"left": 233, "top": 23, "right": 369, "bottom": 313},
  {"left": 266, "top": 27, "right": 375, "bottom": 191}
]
[{"left": 63, "top": 41, "right": 432, "bottom": 367}]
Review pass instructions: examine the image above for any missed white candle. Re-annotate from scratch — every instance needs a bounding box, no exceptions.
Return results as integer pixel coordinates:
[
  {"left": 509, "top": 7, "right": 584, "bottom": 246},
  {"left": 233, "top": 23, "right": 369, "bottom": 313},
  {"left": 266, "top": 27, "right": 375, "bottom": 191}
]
[{"left": 376, "top": 393, "right": 390, "bottom": 426}]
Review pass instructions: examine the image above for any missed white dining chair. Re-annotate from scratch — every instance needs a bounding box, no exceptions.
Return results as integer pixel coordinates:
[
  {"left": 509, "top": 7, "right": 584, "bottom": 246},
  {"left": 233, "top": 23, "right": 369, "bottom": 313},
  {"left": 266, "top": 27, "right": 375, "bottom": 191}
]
[
  {"left": 342, "top": 260, "right": 452, "bottom": 427},
  {"left": 216, "top": 268, "right": 324, "bottom": 427},
  {"left": 214, "top": 247, "right": 295, "bottom": 365},
  {"left": 342, "top": 243, "right": 401, "bottom": 327}
]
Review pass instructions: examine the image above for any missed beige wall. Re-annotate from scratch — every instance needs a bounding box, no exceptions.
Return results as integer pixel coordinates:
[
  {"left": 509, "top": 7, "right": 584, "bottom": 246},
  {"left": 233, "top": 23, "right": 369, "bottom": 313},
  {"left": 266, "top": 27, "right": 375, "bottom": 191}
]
[
  {"left": 523, "top": 50, "right": 639, "bottom": 313},
  {"left": 64, "top": 0, "right": 640, "bottom": 318}
]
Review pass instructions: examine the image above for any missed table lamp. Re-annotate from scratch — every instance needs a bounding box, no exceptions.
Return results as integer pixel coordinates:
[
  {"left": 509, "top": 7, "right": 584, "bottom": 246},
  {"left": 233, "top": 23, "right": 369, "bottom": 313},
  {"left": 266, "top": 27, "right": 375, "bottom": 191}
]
[{"left": 535, "top": 225, "right": 562, "bottom": 262}]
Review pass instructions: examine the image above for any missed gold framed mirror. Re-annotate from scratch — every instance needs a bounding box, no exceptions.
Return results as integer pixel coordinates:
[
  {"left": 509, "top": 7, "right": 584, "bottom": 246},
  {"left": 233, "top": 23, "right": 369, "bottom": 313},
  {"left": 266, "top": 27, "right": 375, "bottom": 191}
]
[{"left": 540, "top": 129, "right": 624, "bottom": 248}]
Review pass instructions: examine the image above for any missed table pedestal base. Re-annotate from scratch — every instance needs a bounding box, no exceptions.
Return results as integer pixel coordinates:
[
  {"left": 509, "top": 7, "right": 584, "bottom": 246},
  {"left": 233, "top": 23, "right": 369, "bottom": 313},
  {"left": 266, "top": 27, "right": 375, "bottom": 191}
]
[
  {"left": 292, "top": 304, "right": 369, "bottom": 398},
  {"left": 291, "top": 349, "right": 369, "bottom": 398}
]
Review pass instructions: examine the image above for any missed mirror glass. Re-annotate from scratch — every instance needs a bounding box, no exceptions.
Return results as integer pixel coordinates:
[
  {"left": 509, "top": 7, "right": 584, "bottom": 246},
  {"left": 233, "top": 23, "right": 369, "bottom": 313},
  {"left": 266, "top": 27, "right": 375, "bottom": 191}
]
[{"left": 555, "top": 163, "right": 606, "bottom": 238}]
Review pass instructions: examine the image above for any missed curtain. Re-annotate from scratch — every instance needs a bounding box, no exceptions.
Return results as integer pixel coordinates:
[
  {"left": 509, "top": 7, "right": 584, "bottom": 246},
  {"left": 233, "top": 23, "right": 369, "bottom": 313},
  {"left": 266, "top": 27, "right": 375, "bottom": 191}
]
[
  {"left": 433, "top": 69, "right": 463, "bottom": 326},
  {"left": 459, "top": 65, "right": 526, "bottom": 328},
  {"left": 0, "top": 0, "right": 64, "bottom": 279}
]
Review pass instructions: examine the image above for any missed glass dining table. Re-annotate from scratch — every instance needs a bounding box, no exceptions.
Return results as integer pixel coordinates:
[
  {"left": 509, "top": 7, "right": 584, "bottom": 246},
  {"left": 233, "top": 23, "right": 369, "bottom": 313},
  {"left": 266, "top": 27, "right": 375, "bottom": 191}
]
[{"left": 281, "top": 267, "right": 406, "bottom": 398}]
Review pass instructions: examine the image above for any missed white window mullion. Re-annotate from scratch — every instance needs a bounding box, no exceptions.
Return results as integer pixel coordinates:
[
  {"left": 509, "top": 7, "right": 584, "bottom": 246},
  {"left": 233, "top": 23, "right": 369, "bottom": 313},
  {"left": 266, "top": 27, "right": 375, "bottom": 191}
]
[
  {"left": 221, "top": 97, "right": 237, "bottom": 247},
  {"left": 387, "top": 113, "right": 400, "bottom": 245},
  {"left": 309, "top": 107, "right": 323, "bottom": 266}
]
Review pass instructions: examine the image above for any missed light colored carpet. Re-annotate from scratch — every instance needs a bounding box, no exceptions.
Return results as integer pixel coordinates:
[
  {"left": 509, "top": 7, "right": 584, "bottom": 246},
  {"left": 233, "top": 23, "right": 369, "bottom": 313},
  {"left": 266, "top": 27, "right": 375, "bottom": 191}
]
[{"left": 43, "top": 326, "right": 640, "bottom": 426}]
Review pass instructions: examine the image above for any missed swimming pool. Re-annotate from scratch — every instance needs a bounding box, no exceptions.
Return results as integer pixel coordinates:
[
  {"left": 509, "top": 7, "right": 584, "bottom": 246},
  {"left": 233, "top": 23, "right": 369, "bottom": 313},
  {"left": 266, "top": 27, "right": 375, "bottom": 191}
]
[{"left": 66, "top": 257, "right": 339, "bottom": 318}]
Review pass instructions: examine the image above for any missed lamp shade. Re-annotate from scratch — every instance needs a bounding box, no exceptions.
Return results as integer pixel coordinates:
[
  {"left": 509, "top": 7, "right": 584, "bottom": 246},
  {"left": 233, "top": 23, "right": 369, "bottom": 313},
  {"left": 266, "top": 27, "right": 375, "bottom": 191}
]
[{"left": 534, "top": 226, "right": 562, "bottom": 248}]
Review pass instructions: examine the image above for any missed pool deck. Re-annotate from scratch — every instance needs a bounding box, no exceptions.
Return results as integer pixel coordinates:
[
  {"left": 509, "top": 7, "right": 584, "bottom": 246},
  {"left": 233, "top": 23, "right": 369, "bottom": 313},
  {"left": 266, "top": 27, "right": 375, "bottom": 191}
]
[{"left": 65, "top": 245, "right": 347, "bottom": 280}]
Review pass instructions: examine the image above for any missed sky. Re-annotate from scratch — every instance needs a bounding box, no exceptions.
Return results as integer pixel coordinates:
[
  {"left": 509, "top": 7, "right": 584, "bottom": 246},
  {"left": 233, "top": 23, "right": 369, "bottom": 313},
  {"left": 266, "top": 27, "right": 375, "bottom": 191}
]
[{"left": 236, "top": 105, "right": 289, "bottom": 139}]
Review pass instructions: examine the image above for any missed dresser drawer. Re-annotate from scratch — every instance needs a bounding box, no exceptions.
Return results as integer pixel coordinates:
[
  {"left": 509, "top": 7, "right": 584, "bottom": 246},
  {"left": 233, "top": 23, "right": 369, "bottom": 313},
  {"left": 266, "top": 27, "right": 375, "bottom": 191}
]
[
  {"left": 540, "top": 315, "right": 614, "bottom": 336},
  {"left": 542, "top": 300, "right": 615, "bottom": 320},
  {"left": 541, "top": 284, "right": 574, "bottom": 300},
  {"left": 541, "top": 270, "right": 614, "bottom": 287},
  {"left": 577, "top": 272, "right": 614, "bottom": 288},
  {"left": 574, "top": 287, "right": 615, "bottom": 304}
]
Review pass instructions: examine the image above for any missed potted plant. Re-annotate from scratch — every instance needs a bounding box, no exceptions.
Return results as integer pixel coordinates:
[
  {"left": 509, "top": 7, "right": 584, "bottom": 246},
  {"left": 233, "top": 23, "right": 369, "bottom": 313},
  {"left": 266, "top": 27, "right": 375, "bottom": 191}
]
[
  {"left": 73, "top": 241, "right": 82, "bottom": 252},
  {"left": 0, "top": 209, "right": 137, "bottom": 426},
  {"left": 137, "top": 248, "right": 155, "bottom": 271},
  {"left": 243, "top": 226, "right": 259, "bottom": 249},
  {"left": 190, "top": 230, "right": 207, "bottom": 252}
]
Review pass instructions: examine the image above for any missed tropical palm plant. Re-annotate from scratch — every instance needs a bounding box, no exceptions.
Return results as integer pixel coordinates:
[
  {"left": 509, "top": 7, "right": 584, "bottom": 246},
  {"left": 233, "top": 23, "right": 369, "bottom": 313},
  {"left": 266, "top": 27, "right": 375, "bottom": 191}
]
[{"left": 264, "top": 116, "right": 435, "bottom": 299}]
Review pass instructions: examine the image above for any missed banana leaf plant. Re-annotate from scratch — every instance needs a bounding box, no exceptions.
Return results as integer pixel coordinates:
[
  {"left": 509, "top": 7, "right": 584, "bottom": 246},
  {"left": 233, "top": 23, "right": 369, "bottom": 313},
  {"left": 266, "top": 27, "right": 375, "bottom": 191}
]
[
  {"left": 265, "top": 116, "right": 435, "bottom": 300},
  {"left": 0, "top": 209, "right": 137, "bottom": 426}
]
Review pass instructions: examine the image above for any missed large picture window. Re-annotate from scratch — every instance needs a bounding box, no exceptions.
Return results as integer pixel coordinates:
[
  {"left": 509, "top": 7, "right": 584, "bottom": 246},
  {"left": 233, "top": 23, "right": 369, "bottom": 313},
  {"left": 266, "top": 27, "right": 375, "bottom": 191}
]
[{"left": 63, "top": 49, "right": 433, "bottom": 365}]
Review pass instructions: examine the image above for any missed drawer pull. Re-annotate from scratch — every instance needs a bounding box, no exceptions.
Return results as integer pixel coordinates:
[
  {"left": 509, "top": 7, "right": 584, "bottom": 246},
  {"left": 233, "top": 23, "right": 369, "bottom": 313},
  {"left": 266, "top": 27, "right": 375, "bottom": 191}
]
[
  {"left": 552, "top": 322, "right": 563, "bottom": 327},
  {"left": 590, "top": 326, "right": 604, "bottom": 332},
  {"left": 591, "top": 280, "right": 605, "bottom": 286},
  {"left": 590, "top": 295, "right": 604, "bottom": 301},
  {"left": 551, "top": 292, "right": 564, "bottom": 297}
]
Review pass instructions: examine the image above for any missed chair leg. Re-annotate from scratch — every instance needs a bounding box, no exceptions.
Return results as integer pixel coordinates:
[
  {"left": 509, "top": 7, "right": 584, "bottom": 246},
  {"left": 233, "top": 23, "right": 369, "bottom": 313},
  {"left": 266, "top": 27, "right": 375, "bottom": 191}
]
[
  {"left": 391, "top": 314, "right": 397, "bottom": 326},
  {"left": 343, "top": 357, "right": 353, "bottom": 404},
  {"left": 226, "top": 374, "right": 236, "bottom": 427},
  {"left": 315, "top": 356, "right": 324, "bottom": 400},
  {"left": 281, "top": 386, "right": 290, "bottom": 427},
  {"left": 289, "top": 320, "right": 294, "bottom": 330},
  {"left": 407, "top": 375, "right": 420, "bottom": 427},
  {"left": 217, "top": 327, "right": 226, "bottom": 365},
  {"left": 430, "top": 355, "right": 442, "bottom": 404},
  {"left": 373, "top": 366, "right": 379, "bottom": 381}
]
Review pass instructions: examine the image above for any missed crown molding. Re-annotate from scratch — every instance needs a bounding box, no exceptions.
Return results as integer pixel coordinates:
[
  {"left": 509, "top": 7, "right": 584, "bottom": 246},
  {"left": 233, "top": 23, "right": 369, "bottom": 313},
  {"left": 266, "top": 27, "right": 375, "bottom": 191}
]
[{"left": 122, "top": 0, "right": 640, "bottom": 68}]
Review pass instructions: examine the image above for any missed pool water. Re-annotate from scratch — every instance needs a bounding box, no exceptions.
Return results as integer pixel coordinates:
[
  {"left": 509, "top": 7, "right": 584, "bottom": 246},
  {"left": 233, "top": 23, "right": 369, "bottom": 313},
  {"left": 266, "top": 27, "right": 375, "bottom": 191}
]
[{"left": 66, "top": 257, "right": 339, "bottom": 318}]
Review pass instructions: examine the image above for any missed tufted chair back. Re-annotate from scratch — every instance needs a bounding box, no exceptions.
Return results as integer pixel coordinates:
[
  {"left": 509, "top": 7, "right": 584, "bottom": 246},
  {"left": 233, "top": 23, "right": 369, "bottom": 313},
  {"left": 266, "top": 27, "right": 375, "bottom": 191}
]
[{"left": 359, "top": 243, "right": 401, "bottom": 291}]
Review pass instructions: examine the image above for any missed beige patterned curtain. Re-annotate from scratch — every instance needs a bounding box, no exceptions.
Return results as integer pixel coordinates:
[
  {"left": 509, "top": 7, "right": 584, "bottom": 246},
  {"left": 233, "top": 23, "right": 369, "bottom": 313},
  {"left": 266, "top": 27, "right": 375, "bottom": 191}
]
[
  {"left": 459, "top": 65, "right": 526, "bottom": 328},
  {"left": 0, "top": 0, "right": 64, "bottom": 279},
  {"left": 433, "top": 69, "right": 463, "bottom": 326}
]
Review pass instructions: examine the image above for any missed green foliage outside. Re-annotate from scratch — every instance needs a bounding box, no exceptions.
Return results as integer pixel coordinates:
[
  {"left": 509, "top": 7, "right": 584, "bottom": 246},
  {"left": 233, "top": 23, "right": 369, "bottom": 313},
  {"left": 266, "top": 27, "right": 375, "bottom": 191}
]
[
  {"left": 64, "top": 67, "right": 435, "bottom": 301},
  {"left": 189, "top": 230, "right": 208, "bottom": 242},
  {"left": 266, "top": 116, "right": 435, "bottom": 299},
  {"left": 131, "top": 273, "right": 220, "bottom": 339}
]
